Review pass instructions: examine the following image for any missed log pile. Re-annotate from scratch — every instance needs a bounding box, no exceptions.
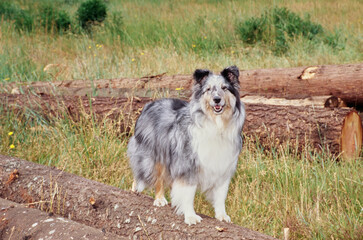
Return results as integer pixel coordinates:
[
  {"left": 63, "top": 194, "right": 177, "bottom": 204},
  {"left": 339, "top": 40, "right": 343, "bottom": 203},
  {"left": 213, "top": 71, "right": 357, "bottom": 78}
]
[{"left": 1, "top": 63, "right": 362, "bottom": 160}]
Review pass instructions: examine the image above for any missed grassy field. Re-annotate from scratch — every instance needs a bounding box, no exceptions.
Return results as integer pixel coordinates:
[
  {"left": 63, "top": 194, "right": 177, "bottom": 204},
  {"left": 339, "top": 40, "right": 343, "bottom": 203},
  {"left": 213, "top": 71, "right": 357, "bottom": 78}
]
[
  {"left": 1, "top": 0, "right": 362, "bottom": 239},
  {"left": 0, "top": 0, "right": 362, "bottom": 83}
]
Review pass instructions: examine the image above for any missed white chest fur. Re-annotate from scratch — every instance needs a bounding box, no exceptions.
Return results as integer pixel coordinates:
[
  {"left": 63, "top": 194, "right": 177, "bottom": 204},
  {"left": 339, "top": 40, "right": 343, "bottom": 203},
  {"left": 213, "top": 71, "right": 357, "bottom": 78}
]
[{"left": 190, "top": 120, "right": 240, "bottom": 192}]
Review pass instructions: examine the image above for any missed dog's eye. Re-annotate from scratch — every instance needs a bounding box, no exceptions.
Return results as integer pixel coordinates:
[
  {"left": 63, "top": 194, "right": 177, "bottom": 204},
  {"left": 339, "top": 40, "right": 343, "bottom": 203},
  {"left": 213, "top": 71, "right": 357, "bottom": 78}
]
[
  {"left": 206, "top": 87, "right": 211, "bottom": 92},
  {"left": 222, "top": 86, "right": 228, "bottom": 91}
]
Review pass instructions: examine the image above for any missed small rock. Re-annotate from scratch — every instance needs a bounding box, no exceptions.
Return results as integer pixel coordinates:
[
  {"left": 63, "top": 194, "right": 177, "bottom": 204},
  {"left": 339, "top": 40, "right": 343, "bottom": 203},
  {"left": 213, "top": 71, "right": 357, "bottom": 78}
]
[{"left": 114, "top": 204, "right": 119, "bottom": 211}]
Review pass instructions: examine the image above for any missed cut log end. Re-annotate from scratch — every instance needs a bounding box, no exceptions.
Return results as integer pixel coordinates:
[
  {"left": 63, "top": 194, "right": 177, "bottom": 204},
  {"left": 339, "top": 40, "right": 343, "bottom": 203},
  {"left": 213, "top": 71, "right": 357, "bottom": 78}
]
[{"left": 340, "top": 110, "right": 363, "bottom": 160}]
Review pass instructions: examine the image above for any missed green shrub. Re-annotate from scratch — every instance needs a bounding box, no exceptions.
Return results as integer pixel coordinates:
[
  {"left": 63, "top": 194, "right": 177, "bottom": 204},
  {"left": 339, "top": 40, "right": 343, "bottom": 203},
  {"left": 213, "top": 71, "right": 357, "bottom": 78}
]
[
  {"left": 236, "top": 7, "right": 324, "bottom": 55},
  {"left": 237, "top": 16, "right": 266, "bottom": 44},
  {"left": 272, "top": 8, "right": 323, "bottom": 40},
  {"left": 56, "top": 10, "right": 72, "bottom": 31},
  {"left": 0, "top": 1, "right": 34, "bottom": 32},
  {"left": 15, "top": 11, "right": 34, "bottom": 31},
  {"left": 77, "top": 0, "right": 107, "bottom": 30},
  {"left": 39, "top": 6, "right": 72, "bottom": 32},
  {"left": 0, "top": 2, "right": 17, "bottom": 17}
]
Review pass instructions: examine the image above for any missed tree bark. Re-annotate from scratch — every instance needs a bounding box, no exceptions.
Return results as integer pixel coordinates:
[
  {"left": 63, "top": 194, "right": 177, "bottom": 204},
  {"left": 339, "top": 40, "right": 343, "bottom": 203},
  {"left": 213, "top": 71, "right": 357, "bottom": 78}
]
[
  {"left": 0, "top": 155, "right": 276, "bottom": 240},
  {"left": 244, "top": 104, "right": 362, "bottom": 160},
  {"left": 1, "top": 93, "right": 361, "bottom": 159},
  {"left": 0, "top": 198, "right": 122, "bottom": 239},
  {"left": 1, "top": 93, "right": 150, "bottom": 133},
  {"left": 3, "top": 63, "right": 362, "bottom": 106},
  {"left": 239, "top": 63, "right": 363, "bottom": 107}
]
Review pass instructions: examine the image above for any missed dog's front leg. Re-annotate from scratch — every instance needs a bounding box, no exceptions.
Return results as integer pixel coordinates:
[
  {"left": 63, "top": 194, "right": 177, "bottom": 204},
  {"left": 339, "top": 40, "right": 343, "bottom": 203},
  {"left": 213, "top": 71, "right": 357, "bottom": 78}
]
[
  {"left": 171, "top": 180, "right": 202, "bottom": 225},
  {"left": 211, "top": 178, "right": 231, "bottom": 222}
]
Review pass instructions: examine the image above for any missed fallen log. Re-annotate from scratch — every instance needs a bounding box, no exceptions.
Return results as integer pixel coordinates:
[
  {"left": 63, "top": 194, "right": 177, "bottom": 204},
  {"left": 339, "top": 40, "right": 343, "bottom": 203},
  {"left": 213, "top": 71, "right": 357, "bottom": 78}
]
[
  {"left": 1, "top": 93, "right": 150, "bottom": 133},
  {"left": 1, "top": 93, "right": 362, "bottom": 159},
  {"left": 0, "top": 155, "right": 276, "bottom": 240},
  {"left": 244, "top": 104, "right": 362, "bottom": 160},
  {"left": 0, "top": 198, "right": 122, "bottom": 239},
  {"left": 3, "top": 63, "right": 363, "bottom": 106},
  {"left": 239, "top": 63, "right": 363, "bottom": 107}
]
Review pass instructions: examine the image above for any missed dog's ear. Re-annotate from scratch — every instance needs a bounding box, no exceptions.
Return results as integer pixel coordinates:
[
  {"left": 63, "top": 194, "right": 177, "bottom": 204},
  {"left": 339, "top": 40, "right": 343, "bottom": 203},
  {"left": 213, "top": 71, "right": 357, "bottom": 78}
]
[
  {"left": 193, "top": 69, "right": 211, "bottom": 85},
  {"left": 221, "top": 66, "right": 240, "bottom": 88}
]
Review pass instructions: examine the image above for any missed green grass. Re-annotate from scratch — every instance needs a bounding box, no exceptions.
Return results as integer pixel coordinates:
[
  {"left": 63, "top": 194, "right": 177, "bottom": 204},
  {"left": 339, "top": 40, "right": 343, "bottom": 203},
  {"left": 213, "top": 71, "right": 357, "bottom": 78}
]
[{"left": 0, "top": 106, "right": 362, "bottom": 239}]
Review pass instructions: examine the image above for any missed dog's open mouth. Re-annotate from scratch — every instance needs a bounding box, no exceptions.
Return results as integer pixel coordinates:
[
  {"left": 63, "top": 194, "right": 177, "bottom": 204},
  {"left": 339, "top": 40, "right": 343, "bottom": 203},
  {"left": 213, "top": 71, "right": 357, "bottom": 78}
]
[{"left": 213, "top": 105, "right": 224, "bottom": 114}]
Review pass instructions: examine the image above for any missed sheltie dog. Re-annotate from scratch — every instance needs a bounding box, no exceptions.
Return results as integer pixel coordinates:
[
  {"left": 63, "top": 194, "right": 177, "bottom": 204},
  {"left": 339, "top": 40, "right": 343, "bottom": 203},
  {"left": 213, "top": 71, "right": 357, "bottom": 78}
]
[{"left": 127, "top": 66, "right": 245, "bottom": 225}]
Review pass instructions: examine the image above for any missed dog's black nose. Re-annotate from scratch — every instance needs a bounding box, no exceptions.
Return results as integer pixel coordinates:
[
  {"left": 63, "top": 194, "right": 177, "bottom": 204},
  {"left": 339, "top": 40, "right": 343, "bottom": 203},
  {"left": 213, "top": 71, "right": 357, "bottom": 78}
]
[{"left": 213, "top": 96, "right": 221, "bottom": 104}]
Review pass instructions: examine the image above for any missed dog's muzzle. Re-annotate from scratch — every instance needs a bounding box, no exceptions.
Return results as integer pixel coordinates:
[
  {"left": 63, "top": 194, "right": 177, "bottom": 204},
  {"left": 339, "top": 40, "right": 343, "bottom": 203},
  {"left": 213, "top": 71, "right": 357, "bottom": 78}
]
[{"left": 212, "top": 96, "right": 224, "bottom": 114}]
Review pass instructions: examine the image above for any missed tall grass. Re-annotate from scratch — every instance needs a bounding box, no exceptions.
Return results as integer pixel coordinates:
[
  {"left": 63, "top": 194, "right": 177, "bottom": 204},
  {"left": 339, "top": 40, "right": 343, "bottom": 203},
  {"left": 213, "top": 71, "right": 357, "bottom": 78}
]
[{"left": 0, "top": 107, "right": 361, "bottom": 239}]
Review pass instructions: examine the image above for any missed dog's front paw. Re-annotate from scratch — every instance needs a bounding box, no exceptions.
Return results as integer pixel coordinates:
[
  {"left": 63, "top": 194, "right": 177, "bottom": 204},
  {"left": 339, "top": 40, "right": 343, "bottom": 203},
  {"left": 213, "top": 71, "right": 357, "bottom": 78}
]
[
  {"left": 184, "top": 214, "right": 202, "bottom": 225},
  {"left": 153, "top": 197, "right": 168, "bottom": 207},
  {"left": 216, "top": 213, "right": 231, "bottom": 223}
]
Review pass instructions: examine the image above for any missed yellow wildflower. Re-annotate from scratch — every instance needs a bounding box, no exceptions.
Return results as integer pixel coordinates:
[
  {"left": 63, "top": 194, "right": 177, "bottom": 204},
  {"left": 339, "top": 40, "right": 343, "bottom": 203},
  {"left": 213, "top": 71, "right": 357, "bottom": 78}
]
[
  {"left": 141, "top": 52, "right": 144, "bottom": 56},
  {"left": 10, "top": 144, "right": 15, "bottom": 149},
  {"left": 175, "top": 87, "right": 184, "bottom": 91},
  {"left": 4, "top": 78, "right": 10, "bottom": 81},
  {"left": 8, "top": 132, "right": 13, "bottom": 136},
  {"left": 192, "top": 44, "right": 196, "bottom": 48},
  {"left": 131, "top": 58, "right": 135, "bottom": 62}
]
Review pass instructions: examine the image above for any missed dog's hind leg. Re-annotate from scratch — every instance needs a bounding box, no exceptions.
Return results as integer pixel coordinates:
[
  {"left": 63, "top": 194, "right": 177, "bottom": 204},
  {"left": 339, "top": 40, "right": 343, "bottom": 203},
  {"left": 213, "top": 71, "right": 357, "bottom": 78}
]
[
  {"left": 153, "top": 163, "right": 168, "bottom": 207},
  {"left": 131, "top": 178, "right": 146, "bottom": 193}
]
